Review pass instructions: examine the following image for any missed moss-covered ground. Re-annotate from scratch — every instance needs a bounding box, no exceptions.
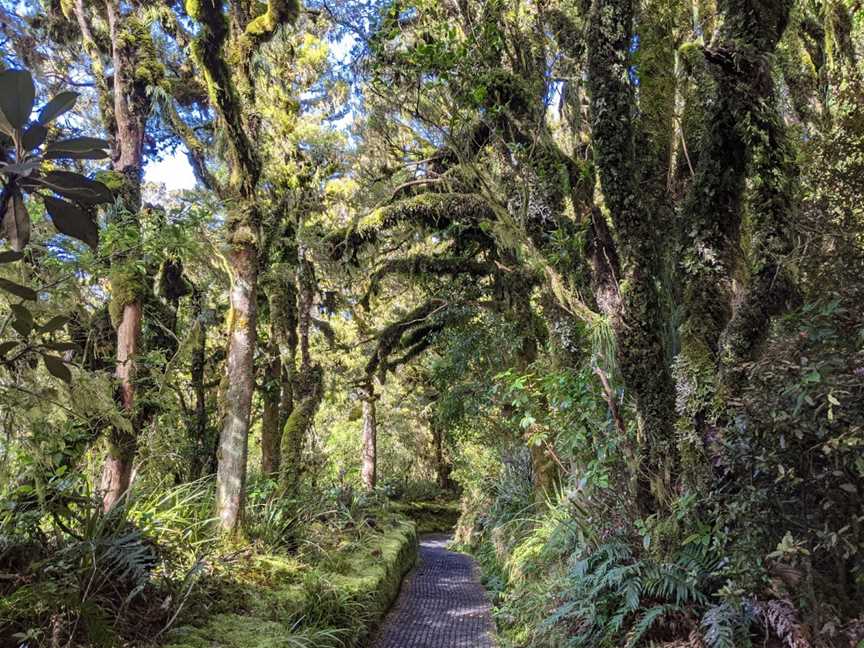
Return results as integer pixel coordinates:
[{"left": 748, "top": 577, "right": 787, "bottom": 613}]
[
  {"left": 389, "top": 500, "right": 461, "bottom": 534},
  {"left": 163, "top": 514, "right": 417, "bottom": 648}
]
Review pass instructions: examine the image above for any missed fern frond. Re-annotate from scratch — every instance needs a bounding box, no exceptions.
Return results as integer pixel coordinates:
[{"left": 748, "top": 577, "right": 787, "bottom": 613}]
[
  {"left": 626, "top": 604, "right": 679, "bottom": 647},
  {"left": 702, "top": 602, "right": 748, "bottom": 648}
]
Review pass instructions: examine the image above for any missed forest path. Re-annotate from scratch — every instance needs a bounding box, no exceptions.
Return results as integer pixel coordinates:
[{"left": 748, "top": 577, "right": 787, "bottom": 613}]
[{"left": 369, "top": 533, "right": 497, "bottom": 648}]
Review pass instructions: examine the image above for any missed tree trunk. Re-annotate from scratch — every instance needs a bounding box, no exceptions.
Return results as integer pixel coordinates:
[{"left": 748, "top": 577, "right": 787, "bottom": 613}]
[
  {"left": 675, "top": 0, "right": 797, "bottom": 465},
  {"left": 432, "top": 422, "right": 451, "bottom": 490},
  {"left": 279, "top": 261, "right": 321, "bottom": 494},
  {"left": 279, "top": 364, "right": 322, "bottom": 493},
  {"left": 189, "top": 287, "right": 210, "bottom": 479},
  {"left": 586, "top": 0, "right": 677, "bottom": 512},
  {"left": 360, "top": 385, "right": 377, "bottom": 492},
  {"left": 261, "top": 272, "right": 297, "bottom": 475},
  {"left": 97, "top": 0, "right": 152, "bottom": 511},
  {"left": 215, "top": 241, "right": 258, "bottom": 533},
  {"left": 101, "top": 300, "right": 142, "bottom": 509},
  {"left": 260, "top": 340, "right": 282, "bottom": 475}
]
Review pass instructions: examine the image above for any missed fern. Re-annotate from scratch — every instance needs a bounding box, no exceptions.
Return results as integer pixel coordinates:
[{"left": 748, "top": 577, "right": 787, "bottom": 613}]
[
  {"left": 752, "top": 599, "right": 811, "bottom": 648},
  {"left": 702, "top": 602, "right": 752, "bottom": 648},
  {"left": 99, "top": 529, "right": 155, "bottom": 585},
  {"left": 541, "top": 538, "right": 724, "bottom": 647},
  {"left": 626, "top": 603, "right": 679, "bottom": 647}
]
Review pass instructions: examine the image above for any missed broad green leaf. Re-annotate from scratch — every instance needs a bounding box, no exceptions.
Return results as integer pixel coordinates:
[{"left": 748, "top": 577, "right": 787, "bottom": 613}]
[
  {"left": 11, "top": 303, "right": 33, "bottom": 336},
  {"left": 42, "top": 353, "right": 71, "bottom": 383},
  {"left": 44, "top": 195, "right": 99, "bottom": 249},
  {"left": 1, "top": 191, "right": 31, "bottom": 251},
  {"left": 0, "top": 277, "right": 37, "bottom": 300},
  {"left": 44, "top": 340, "right": 77, "bottom": 352},
  {"left": 45, "top": 136, "right": 110, "bottom": 154},
  {"left": 0, "top": 250, "right": 23, "bottom": 263},
  {"left": 37, "top": 91, "right": 79, "bottom": 125},
  {"left": 38, "top": 315, "right": 69, "bottom": 334},
  {"left": 1, "top": 159, "right": 41, "bottom": 176},
  {"left": 33, "top": 170, "right": 113, "bottom": 205},
  {"left": 0, "top": 340, "right": 18, "bottom": 357},
  {"left": 21, "top": 124, "right": 47, "bottom": 150},
  {"left": 0, "top": 69, "right": 35, "bottom": 129},
  {"left": 44, "top": 149, "right": 111, "bottom": 161}
]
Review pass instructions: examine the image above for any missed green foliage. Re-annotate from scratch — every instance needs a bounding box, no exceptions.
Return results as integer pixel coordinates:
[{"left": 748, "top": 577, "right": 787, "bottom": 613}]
[
  {"left": 163, "top": 505, "right": 417, "bottom": 648},
  {"left": 538, "top": 540, "right": 715, "bottom": 647},
  {"left": 0, "top": 69, "right": 110, "bottom": 252},
  {"left": 389, "top": 500, "right": 460, "bottom": 534},
  {"left": 1, "top": 2, "right": 864, "bottom": 647}
]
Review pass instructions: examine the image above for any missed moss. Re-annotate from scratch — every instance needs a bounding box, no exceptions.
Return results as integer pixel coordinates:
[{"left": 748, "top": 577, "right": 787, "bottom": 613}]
[
  {"left": 226, "top": 216, "right": 258, "bottom": 247},
  {"left": 164, "top": 517, "right": 417, "bottom": 648},
  {"left": 165, "top": 614, "right": 299, "bottom": 648},
  {"left": 243, "top": 0, "right": 300, "bottom": 39},
  {"left": 116, "top": 17, "right": 165, "bottom": 87},
  {"left": 279, "top": 367, "right": 323, "bottom": 492},
  {"left": 108, "top": 265, "right": 148, "bottom": 328},
  {"left": 391, "top": 500, "right": 461, "bottom": 534},
  {"left": 95, "top": 170, "right": 126, "bottom": 194}
]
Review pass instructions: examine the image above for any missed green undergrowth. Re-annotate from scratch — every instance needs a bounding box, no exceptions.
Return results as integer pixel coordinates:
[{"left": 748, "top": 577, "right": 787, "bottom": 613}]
[
  {"left": 163, "top": 513, "right": 417, "bottom": 648},
  {"left": 389, "top": 500, "right": 460, "bottom": 534},
  {"left": 457, "top": 450, "right": 864, "bottom": 648}
]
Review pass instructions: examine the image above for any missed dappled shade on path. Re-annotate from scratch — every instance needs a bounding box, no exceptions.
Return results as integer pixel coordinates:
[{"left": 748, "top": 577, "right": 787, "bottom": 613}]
[{"left": 370, "top": 533, "right": 496, "bottom": 648}]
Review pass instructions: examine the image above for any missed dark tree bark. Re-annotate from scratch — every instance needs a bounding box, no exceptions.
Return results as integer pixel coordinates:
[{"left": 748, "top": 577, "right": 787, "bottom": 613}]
[
  {"left": 260, "top": 332, "right": 282, "bottom": 475},
  {"left": 189, "top": 287, "right": 211, "bottom": 479},
  {"left": 585, "top": 0, "right": 677, "bottom": 512},
  {"left": 431, "top": 420, "right": 451, "bottom": 490}
]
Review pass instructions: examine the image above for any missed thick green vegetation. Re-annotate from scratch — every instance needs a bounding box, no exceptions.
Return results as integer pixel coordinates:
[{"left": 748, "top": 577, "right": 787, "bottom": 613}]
[
  {"left": 165, "top": 501, "right": 416, "bottom": 648},
  {"left": 1, "top": 0, "right": 863, "bottom": 647}
]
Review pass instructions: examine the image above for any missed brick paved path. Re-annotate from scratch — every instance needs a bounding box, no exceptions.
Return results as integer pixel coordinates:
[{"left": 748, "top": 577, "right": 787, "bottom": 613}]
[{"left": 370, "top": 533, "right": 496, "bottom": 648}]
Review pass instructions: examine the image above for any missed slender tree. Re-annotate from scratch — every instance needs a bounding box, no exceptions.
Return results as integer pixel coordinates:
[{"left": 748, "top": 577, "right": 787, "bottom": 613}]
[{"left": 184, "top": 0, "right": 299, "bottom": 532}]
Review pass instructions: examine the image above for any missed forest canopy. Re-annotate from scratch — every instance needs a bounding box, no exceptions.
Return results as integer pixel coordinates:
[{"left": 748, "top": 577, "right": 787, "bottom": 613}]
[{"left": 0, "top": 0, "right": 863, "bottom": 646}]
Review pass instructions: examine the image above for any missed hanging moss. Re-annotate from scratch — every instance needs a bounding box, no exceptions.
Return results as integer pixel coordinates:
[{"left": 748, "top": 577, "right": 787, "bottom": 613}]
[
  {"left": 243, "top": 0, "right": 300, "bottom": 40},
  {"left": 116, "top": 17, "right": 166, "bottom": 88}
]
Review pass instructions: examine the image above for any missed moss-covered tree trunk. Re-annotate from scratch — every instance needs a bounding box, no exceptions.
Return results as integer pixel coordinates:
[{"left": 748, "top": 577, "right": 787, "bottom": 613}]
[
  {"left": 261, "top": 260, "right": 298, "bottom": 475},
  {"left": 279, "top": 256, "right": 322, "bottom": 493},
  {"left": 98, "top": 2, "right": 156, "bottom": 511},
  {"left": 675, "top": 0, "right": 797, "bottom": 468},
  {"left": 186, "top": 0, "right": 296, "bottom": 533},
  {"left": 360, "top": 381, "right": 378, "bottom": 492},
  {"left": 279, "top": 363, "right": 322, "bottom": 493},
  {"left": 586, "top": 0, "right": 677, "bottom": 512},
  {"left": 216, "top": 240, "right": 258, "bottom": 530},
  {"left": 260, "top": 346, "right": 282, "bottom": 476}
]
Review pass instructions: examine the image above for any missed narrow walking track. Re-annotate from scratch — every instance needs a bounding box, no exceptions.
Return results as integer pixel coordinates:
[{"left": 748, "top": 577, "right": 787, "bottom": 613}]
[{"left": 370, "top": 533, "right": 497, "bottom": 648}]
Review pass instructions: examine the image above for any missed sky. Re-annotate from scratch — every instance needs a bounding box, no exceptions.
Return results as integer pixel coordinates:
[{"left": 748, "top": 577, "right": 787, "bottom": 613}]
[
  {"left": 143, "top": 147, "right": 197, "bottom": 192},
  {"left": 140, "top": 27, "right": 360, "bottom": 194}
]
